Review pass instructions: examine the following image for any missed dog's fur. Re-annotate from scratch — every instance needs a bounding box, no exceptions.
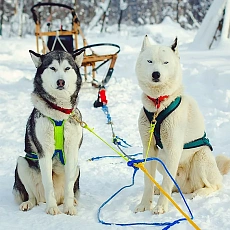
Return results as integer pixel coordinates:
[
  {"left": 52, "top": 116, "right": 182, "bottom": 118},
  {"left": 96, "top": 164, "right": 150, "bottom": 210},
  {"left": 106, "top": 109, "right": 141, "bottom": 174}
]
[
  {"left": 13, "top": 50, "right": 84, "bottom": 215},
  {"left": 135, "top": 36, "right": 230, "bottom": 214}
]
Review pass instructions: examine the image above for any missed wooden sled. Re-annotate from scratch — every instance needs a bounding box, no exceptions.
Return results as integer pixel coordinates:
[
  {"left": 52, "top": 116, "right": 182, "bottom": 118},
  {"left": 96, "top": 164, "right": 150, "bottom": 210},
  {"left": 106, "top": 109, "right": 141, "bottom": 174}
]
[{"left": 31, "top": 2, "right": 120, "bottom": 87}]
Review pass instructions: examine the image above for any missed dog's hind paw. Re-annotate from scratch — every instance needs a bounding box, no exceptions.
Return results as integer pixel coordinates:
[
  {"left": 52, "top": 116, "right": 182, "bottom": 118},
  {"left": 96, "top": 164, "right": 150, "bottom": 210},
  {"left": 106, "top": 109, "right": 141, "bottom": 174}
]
[
  {"left": 63, "top": 205, "right": 77, "bottom": 216},
  {"left": 19, "top": 201, "right": 35, "bottom": 211},
  {"left": 135, "top": 202, "right": 152, "bottom": 213},
  {"left": 46, "top": 206, "right": 61, "bottom": 215},
  {"left": 152, "top": 204, "right": 168, "bottom": 214},
  {"left": 191, "top": 187, "right": 217, "bottom": 199}
]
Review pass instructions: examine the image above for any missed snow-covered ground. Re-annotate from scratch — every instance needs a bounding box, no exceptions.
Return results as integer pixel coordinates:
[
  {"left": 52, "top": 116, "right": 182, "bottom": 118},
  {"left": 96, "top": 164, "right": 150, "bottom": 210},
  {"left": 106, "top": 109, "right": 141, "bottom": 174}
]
[{"left": 0, "top": 18, "right": 230, "bottom": 230}]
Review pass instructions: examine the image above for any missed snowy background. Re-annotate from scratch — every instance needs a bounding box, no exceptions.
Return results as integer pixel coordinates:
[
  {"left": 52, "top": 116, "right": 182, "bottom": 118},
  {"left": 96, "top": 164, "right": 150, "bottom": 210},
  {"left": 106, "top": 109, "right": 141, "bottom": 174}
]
[{"left": 1, "top": 17, "right": 230, "bottom": 230}]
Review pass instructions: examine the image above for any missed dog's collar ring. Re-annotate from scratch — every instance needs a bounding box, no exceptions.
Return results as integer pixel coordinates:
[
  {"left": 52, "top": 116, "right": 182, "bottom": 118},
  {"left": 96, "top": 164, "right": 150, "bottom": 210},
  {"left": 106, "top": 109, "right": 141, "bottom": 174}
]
[
  {"left": 71, "top": 113, "right": 87, "bottom": 128},
  {"left": 80, "top": 121, "right": 87, "bottom": 128}
]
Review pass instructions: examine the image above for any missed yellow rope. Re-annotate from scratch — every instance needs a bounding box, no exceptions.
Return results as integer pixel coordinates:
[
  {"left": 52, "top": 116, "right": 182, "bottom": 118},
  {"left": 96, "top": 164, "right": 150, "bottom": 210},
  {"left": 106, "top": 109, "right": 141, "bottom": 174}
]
[
  {"left": 144, "top": 121, "right": 156, "bottom": 164},
  {"left": 84, "top": 123, "right": 129, "bottom": 162},
  {"left": 71, "top": 113, "right": 129, "bottom": 162},
  {"left": 144, "top": 111, "right": 158, "bottom": 164},
  {"left": 71, "top": 113, "right": 200, "bottom": 229},
  {"left": 141, "top": 111, "right": 200, "bottom": 229},
  {"left": 135, "top": 163, "right": 200, "bottom": 230}
]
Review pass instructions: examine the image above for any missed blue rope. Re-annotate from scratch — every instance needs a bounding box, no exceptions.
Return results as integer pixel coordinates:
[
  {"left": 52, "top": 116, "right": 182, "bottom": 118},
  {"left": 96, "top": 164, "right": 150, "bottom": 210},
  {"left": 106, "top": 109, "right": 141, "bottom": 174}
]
[
  {"left": 128, "top": 158, "right": 194, "bottom": 219},
  {"left": 102, "top": 105, "right": 111, "bottom": 123},
  {"left": 113, "top": 135, "right": 132, "bottom": 148},
  {"left": 97, "top": 157, "right": 194, "bottom": 229},
  {"left": 101, "top": 104, "right": 132, "bottom": 148}
]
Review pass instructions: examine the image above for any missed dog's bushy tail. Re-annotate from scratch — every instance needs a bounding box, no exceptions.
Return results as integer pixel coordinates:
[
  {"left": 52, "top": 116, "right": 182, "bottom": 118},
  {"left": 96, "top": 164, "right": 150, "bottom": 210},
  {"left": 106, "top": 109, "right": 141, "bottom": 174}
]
[{"left": 216, "top": 155, "right": 230, "bottom": 175}]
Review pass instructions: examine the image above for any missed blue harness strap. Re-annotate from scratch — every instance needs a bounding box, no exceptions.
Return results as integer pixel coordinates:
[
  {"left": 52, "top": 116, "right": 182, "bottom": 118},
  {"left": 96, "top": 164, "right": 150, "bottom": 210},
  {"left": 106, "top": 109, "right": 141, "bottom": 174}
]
[
  {"left": 25, "top": 152, "right": 38, "bottom": 161},
  {"left": 53, "top": 149, "right": 65, "bottom": 165},
  {"left": 183, "top": 132, "right": 213, "bottom": 150},
  {"left": 25, "top": 119, "right": 66, "bottom": 165},
  {"left": 143, "top": 96, "right": 213, "bottom": 151}
]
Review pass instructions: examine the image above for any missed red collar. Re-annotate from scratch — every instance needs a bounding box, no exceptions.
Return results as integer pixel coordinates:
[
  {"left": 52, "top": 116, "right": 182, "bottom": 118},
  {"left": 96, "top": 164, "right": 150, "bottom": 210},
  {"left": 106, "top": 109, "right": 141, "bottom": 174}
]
[
  {"left": 147, "top": 95, "right": 169, "bottom": 109},
  {"left": 44, "top": 98, "right": 73, "bottom": 115}
]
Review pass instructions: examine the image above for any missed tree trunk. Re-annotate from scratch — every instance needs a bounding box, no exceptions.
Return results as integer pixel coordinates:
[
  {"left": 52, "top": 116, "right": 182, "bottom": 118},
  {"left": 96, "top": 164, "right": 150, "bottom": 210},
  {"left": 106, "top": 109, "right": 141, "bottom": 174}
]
[
  {"left": 74, "top": 0, "right": 78, "bottom": 10},
  {"left": 100, "top": 0, "right": 111, "bottom": 33},
  {"left": 118, "top": 10, "right": 123, "bottom": 31},
  {"left": 176, "top": 0, "right": 180, "bottom": 23},
  {"left": 0, "top": 0, "right": 5, "bottom": 36},
  {"left": 88, "top": 0, "right": 111, "bottom": 31},
  {"left": 100, "top": 11, "right": 106, "bottom": 33},
  {"left": 18, "top": 0, "right": 24, "bottom": 37}
]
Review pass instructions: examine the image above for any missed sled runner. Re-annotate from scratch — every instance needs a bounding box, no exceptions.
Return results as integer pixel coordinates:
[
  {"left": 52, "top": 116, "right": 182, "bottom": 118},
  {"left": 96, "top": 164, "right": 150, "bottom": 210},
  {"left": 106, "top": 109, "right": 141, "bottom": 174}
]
[{"left": 31, "top": 2, "right": 120, "bottom": 87}]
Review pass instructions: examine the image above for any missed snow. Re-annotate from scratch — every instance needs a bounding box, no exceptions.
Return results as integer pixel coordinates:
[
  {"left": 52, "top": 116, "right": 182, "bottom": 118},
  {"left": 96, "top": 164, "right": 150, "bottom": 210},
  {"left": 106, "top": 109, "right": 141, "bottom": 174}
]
[
  {"left": 191, "top": 0, "right": 227, "bottom": 50},
  {"left": 120, "top": 0, "right": 128, "bottom": 11},
  {"left": 220, "top": 0, "right": 230, "bottom": 44},
  {"left": 0, "top": 18, "right": 230, "bottom": 230}
]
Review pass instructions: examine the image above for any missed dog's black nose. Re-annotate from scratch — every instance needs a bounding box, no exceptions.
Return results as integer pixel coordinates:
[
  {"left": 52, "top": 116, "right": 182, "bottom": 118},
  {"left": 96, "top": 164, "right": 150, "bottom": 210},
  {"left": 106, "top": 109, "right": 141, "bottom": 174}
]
[
  {"left": 152, "top": 71, "right": 160, "bottom": 80},
  {"left": 57, "top": 79, "right": 65, "bottom": 87}
]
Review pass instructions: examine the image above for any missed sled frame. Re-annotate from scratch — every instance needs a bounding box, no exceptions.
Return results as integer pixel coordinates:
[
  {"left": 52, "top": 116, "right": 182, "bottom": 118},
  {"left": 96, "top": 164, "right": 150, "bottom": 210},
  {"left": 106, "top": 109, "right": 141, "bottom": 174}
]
[{"left": 31, "top": 2, "right": 119, "bottom": 83}]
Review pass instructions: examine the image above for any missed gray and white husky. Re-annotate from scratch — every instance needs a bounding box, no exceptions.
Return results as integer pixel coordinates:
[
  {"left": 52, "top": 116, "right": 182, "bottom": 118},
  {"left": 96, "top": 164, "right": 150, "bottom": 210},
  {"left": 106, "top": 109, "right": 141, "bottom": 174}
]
[{"left": 13, "top": 49, "right": 84, "bottom": 215}]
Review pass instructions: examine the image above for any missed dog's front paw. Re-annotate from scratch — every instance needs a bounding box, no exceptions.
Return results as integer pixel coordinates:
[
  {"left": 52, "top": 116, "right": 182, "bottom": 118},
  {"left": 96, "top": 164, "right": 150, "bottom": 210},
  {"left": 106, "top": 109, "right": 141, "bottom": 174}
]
[
  {"left": 152, "top": 204, "right": 168, "bottom": 214},
  {"left": 19, "top": 201, "right": 35, "bottom": 211},
  {"left": 46, "top": 206, "right": 61, "bottom": 215},
  {"left": 135, "top": 202, "right": 152, "bottom": 213},
  {"left": 63, "top": 205, "right": 77, "bottom": 216},
  {"left": 154, "top": 186, "right": 160, "bottom": 195}
]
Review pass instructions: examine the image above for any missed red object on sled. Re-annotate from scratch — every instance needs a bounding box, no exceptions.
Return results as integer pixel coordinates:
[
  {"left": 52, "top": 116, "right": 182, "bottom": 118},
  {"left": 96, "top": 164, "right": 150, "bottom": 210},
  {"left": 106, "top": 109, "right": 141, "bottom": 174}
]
[{"left": 99, "top": 88, "right": 108, "bottom": 104}]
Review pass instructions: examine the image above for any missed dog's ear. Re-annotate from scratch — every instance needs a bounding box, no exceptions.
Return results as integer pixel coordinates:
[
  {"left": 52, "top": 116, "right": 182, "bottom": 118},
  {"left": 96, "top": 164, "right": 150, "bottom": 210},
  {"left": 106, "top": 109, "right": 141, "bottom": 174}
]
[
  {"left": 72, "top": 49, "right": 84, "bottom": 68},
  {"left": 29, "top": 50, "right": 42, "bottom": 68},
  {"left": 141, "top": 35, "right": 151, "bottom": 52},
  {"left": 171, "top": 37, "right": 179, "bottom": 56}
]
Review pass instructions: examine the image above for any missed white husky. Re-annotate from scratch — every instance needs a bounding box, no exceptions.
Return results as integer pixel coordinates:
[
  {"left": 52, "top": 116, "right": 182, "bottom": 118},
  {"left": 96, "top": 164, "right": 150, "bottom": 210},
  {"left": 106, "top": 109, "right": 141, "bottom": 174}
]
[
  {"left": 13, "top": 50, "right": 84, "bottom": 215},
  {"left": 135, "top": 35, "right": 230, "bottom": 214}
]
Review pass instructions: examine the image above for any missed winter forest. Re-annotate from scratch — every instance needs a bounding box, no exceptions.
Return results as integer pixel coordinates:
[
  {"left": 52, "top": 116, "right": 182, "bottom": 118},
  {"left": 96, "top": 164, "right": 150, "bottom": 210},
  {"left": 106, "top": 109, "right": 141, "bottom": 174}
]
[{"left": 0, "top": 0, "right": 213, "bottom": 37}]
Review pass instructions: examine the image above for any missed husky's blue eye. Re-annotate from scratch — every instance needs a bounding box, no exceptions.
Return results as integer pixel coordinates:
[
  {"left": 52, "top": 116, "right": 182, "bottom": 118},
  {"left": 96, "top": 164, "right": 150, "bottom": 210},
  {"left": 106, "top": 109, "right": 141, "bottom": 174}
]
[
  {"left": 50, "top": 67, "right": 56, "bottom": 71},
  {"left": 147, "top": 60, "right": 152, "bottom": 63},
  {"left": 65, "top": 67, "right": 70, "bottom": 71},
  {"left": 164, "top": 61, "right": 169, "bottom": 64}
]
